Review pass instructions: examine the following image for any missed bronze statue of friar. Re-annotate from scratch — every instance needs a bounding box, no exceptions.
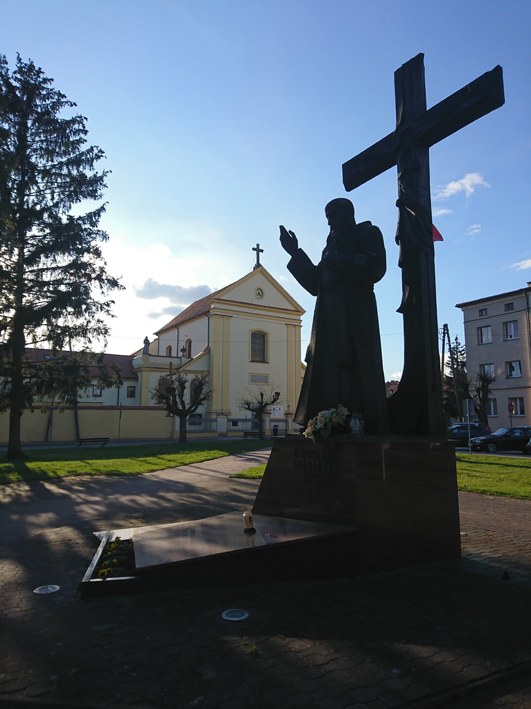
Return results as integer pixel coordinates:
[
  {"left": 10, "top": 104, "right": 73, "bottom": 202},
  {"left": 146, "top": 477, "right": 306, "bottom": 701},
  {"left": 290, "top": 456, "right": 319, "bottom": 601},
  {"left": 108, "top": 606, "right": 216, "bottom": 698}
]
[{"left": 280, "top": 198, "right": 388, "bottom": 435}]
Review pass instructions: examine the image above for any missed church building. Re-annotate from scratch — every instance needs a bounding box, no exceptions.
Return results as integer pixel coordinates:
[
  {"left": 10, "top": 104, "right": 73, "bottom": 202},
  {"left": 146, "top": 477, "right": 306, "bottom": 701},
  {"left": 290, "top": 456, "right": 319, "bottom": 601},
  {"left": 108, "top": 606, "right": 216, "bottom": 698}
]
[{"left": 131, "top": 260, "right": 305, "bottom": 429}]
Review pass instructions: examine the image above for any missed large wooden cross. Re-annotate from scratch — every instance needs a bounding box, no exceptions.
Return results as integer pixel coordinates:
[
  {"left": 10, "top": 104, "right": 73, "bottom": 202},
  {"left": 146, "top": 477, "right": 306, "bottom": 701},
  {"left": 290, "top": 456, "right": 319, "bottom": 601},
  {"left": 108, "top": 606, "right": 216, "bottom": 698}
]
[{"left": 342, "top": 54, "right": 504, "bottom": 436}]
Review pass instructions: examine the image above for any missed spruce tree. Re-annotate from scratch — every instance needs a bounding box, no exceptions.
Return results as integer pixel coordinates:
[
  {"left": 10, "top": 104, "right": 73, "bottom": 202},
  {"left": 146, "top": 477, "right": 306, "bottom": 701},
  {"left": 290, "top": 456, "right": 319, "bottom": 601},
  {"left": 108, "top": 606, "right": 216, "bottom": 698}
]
[
  {"left": 0, "top": 54, "right": 122, "bottom": 459},
  {"left": 442, "top": 336, "right": 469, "bottom": 420}
]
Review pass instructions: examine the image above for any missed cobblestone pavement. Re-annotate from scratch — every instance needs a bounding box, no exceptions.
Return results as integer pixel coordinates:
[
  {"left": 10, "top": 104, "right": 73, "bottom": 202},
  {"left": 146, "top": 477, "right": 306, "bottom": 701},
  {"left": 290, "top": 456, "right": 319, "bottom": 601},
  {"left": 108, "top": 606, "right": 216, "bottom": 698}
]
[{"left": 1, "top": 452, "right": 530, "bottom": 709}]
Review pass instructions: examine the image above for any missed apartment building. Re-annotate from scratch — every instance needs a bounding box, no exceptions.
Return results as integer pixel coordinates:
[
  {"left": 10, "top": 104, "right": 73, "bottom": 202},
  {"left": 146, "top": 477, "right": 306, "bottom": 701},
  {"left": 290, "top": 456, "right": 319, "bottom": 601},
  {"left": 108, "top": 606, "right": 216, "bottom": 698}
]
[{"left": 456, "top": 283, "right": 531, "bottom": 427}]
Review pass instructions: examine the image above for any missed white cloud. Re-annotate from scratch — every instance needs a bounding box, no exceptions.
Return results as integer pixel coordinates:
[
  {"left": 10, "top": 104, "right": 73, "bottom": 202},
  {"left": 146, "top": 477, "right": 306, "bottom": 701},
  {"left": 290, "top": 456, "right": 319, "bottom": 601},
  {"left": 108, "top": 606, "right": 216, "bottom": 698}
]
[
  {"left": 134, "top": 279, "right": 212, "bottom": 305},
  {"left": 465, "top": 224, "right": 482, "bottom": 236},
  {"left": 432, "top": 207, "right": 454, "bottom": 217},
  {"left": 433, "top": 173, "right": 490, "bottom": 200},
  {"left": 391, "top": 371, "right": 402, "bottom": 381},
  {"left": 510, "top": 259, "right": 531, "bottom": 271},
  {"left": 97, "top": 235, "right": 248, "bottom": 355}
]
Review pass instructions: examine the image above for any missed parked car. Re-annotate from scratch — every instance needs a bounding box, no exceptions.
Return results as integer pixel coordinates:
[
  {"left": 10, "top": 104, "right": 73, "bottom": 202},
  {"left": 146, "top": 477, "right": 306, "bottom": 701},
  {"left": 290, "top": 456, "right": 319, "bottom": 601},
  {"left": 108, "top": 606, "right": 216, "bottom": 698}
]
[
  {"left": 526, "top": 439, "right": 531, "bottom": 455},
  {"left": 470, "top": 427, "right": 531, "bottom": 454},
  {"left": 447, "top": 423, "right": 491, "bottom": 447}
]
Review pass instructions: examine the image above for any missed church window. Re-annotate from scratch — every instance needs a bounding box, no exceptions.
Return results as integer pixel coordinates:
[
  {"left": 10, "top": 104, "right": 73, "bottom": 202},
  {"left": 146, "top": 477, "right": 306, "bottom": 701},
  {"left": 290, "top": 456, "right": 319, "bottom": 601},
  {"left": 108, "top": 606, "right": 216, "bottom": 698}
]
[
  {"left": 166, "top": 345, "right": 172, "bottom": 356},
  {"left": 92, "top": 385, "right": 102, "bottom": 397},
  {"left": 250, "top": 374, "right": 269, "bottom": 385},
  {"left": 190, "top": 377, "right": 201, "bottom": 405},
  {"left": 250, "top": 331, "right": 267, "bottom": 362},
  {"left": 126, "top": 386, "right": 136, "bottom": 398},
  {"left": 184, "top": 339, "right": 192, "bottom": 358}
]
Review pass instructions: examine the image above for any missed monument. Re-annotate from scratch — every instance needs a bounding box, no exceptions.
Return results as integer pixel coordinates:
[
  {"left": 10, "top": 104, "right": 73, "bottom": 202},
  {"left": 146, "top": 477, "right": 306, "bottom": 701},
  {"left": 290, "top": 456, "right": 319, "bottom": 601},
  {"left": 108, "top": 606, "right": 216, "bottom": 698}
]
[
  {"left": 279, "top": 198, "right": 388, "bottom": 435},
  {"left": 80, "top": 55, "right": 505, "bottom": 596},
  {"left": 343, "top": 53, "right": 504, "bottom": 435},
  {"left": 252, "top": 53, "right": 505, "bottom": 574}
]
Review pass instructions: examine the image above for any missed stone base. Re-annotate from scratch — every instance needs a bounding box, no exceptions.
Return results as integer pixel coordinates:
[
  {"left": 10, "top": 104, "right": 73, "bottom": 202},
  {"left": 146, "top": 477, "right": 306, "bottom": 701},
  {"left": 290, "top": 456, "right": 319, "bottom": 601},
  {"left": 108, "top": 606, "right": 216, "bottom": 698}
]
[
  {"left": 80, "top": 436, "right": 461, "bottom": 595},
  {"left": 253, "top": 436, "right": 461, "bottom": 575}
]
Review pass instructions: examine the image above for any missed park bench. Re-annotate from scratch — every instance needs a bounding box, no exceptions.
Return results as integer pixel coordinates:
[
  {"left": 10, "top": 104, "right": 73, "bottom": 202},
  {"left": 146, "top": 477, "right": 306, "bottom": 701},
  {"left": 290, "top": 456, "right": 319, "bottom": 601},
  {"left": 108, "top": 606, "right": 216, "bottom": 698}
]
[
  {"left": 76, "top": 437, "right": 110, "bottom": 447},
  {"left": 242, "top": 431, "right": 261, "bottom": 439}
]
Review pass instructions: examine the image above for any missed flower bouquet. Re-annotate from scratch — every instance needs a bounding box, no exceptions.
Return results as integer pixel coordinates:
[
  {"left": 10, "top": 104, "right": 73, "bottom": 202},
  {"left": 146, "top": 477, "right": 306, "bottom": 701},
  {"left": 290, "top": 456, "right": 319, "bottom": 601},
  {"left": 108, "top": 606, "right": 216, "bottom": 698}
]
[{"left": 303, "top": 405, "right": 350, "bottom": 443}]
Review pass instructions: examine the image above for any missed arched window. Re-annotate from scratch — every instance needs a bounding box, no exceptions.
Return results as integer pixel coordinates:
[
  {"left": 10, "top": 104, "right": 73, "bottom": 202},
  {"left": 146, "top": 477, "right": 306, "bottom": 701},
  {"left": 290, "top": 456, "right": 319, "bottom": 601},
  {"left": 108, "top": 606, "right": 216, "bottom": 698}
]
[
  {"left": 190, "top": 377, "right": 201, "bottom": 406},
  {"left": 250, "top": 331, "right": 267, "bottom": 362},
  {"left": 156, "top": 376, "right": 170, "bottom": 404},
  {"left": 166, "top": 345, "right": 172, "bottom": 356},
  {"left": 184, "top": 339, "right": 192, "bottom": 358}
]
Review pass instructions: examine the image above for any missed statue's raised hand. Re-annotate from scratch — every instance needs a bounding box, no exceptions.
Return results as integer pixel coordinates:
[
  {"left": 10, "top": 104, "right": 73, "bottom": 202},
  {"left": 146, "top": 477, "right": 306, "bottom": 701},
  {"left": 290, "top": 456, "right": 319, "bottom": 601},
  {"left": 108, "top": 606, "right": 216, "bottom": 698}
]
[{"left": 279, "top": 225, "right": 298, "bottom": 257}]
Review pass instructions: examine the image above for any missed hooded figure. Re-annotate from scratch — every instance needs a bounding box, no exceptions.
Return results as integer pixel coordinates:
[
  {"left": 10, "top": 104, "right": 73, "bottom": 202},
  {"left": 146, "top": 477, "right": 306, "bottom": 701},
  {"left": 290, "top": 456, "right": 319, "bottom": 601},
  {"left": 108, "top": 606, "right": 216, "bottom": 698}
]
[{"left": 280, "top": 198, "right": 388, "bottom": 435}]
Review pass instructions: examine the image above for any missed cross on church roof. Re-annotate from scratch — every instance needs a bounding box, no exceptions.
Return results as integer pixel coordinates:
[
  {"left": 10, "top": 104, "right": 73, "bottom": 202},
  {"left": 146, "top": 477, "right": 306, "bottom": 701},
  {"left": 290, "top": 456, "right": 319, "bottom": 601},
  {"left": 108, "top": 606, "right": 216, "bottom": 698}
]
[{"left": 252, "top": 243, "right": 263, "bottom": 270}]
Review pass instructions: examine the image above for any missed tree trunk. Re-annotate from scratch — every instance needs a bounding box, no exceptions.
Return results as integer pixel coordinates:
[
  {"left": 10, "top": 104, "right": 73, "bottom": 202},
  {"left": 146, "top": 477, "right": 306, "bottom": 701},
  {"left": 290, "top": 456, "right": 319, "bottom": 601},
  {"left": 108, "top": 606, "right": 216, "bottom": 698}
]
[
  {"left": 179, "top": 413, "right": 188, "bottom": 444},
  {"left": 74, "top": 400, "right": 80, "bottom": 440},
  {"left": 6, "top": 318, "right": 26, "bottom": 460},
  {"left": 7, "top": 406, "right": 25, "bottom": 460}
]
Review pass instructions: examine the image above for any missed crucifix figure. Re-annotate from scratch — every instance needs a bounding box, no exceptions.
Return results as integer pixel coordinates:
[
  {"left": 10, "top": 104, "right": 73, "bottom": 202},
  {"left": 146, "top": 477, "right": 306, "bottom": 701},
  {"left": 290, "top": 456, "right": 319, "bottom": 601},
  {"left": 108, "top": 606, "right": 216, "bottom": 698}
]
[
  {"left": 342, "top": 54, "right": 504, "bottom": 436},
  {"left": 252, "top": 243, "right": 264, "bottom": 270}
]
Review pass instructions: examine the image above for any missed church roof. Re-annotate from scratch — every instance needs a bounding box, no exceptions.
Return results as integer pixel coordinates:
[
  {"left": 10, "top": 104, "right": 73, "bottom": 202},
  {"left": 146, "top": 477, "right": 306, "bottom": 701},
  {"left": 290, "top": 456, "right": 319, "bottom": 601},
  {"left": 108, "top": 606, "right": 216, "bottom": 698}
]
[
  {"left": 24, "top": 349, "right": 139, "bottom": 380},
  {"left": 155, "top": 285, "right": 228, "bottom": 334}
]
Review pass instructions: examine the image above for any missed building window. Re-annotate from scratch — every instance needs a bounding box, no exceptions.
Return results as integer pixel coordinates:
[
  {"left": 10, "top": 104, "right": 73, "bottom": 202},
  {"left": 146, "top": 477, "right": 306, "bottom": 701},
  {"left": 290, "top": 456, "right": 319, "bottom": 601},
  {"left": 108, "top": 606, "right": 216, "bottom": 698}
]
[
  {"left": 487, "top": 399, "right": 498, "bottom": 416},
  {"left": 503, "top": 321, "right": 519, "bottom": 340},
  {"left": 166, "top": 345, "right": 172, "bottom": 356},
  {"left": 504, "top": 302, "right": 514, "bottom": 311},
  {"left": 190, "top": 378, "right": 202, "bottom": 405},
  {"left": 508, "top": 397, "right": 525, "bottom": 416},
  {"left": 250, "top": 373, "right": 269, "bottom": 385},
  {"left": 478, "top": 308, "right": 488, "bottom": 316},
  {"left": 477, "top": 326, "right": 492, "bottom": 344},
  {"left": 479, "top": 363, "right": 495, "bottom": 377},
  {"left": 92, "top": 385, "right": 102, "bottom": 397},
  {"left": 156, "top": 376, "right": 170, "bottom": 404},
  {"left": 184, "top": 339, "right": 192, "bottom": 358},
  {"left": 127, "top": 386, "right": 136, "bottom": 398},
  {"left": 188, "top": 413, "right": 202, "bottom": 426},
  {"left": 251, "top": 331, "right": 267, "bottom": 362},
  {"left": 506, "top": 361, "right": 522, "bottom": 378}
]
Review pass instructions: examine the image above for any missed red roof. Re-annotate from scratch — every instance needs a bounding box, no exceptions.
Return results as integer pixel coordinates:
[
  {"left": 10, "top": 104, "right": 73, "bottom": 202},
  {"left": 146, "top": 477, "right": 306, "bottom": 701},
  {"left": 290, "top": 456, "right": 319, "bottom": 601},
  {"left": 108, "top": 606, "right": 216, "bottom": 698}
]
[
  {"left": 24, "top": 349, "right": 138, "bottom": 380},
  {"left": 155, "top": 284, "right": 231, "bottom": 334}
]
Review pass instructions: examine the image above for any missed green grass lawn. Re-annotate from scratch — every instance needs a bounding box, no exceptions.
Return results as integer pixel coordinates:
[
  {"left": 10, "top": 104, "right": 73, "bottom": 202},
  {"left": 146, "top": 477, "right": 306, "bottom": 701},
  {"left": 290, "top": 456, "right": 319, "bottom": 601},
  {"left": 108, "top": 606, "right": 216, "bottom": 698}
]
[
  {"left": 230, "top": 464, "right": 267, "bottom": 479},
  {"left": 0, "top": 440, "right": 270, "bottom": 485},
  {"left": 231, "top": 454, "right": 531, "bottom": 501},
  {"left": 455, "top": 453, "right": 531, "bottom": 500}
]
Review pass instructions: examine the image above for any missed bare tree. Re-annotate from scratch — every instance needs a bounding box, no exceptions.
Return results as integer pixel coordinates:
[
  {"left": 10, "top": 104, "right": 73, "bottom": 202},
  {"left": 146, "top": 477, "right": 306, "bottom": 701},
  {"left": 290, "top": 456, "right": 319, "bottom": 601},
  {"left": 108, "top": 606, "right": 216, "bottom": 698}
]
[
  {"left": 152, "top": 373, "right": 213, "bottom": 444},
  {"left": 471, "top": 371, "right": 496, "bottom": 425},
  {"left": 236, "top": 384, "right": 283, "bottom": 440}
]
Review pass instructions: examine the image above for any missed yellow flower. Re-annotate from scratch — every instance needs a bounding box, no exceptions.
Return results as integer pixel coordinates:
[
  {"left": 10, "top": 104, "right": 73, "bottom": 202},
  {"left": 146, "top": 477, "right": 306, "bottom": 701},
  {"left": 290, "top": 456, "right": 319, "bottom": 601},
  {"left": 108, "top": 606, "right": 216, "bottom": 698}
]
[{"left": 99, "top": 569, "right": 110, "bottom": 579}]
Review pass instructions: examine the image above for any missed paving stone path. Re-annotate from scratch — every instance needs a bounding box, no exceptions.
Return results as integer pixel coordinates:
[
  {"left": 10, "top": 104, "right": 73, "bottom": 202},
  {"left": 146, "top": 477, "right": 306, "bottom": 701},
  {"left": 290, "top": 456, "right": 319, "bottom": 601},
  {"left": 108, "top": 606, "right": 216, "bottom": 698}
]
[{"left": 1, "top": 450, "right": 530, "bottom": 709}]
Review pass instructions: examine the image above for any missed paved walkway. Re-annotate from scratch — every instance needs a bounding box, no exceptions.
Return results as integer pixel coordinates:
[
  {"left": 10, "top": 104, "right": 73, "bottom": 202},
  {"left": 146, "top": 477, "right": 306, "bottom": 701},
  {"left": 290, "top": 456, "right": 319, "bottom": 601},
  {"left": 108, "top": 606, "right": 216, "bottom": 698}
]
[{"left": 1, "top": 450, "right": 530, "bottom": 709}]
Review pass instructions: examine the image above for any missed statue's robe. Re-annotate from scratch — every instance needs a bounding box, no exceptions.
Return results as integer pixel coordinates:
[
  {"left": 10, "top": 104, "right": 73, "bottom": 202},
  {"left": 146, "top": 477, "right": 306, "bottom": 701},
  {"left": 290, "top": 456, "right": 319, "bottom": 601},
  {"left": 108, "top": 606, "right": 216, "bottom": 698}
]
[{"left": 288, "top": 221, "right": 388, "bottom": 434}]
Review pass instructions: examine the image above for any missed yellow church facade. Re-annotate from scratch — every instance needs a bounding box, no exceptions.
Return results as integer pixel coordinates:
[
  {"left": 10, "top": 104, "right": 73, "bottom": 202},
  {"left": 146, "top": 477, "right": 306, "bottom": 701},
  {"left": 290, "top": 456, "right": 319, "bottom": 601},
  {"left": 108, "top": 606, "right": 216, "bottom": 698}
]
[{"left": 133, "top": 265, "right": 305, "bottom": 426}]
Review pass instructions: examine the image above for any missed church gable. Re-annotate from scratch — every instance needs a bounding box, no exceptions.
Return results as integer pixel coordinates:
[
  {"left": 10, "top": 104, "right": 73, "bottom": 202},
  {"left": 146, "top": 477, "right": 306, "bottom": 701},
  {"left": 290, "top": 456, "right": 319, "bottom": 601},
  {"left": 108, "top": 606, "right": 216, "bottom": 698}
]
[{"left": 214, "top": 267, "right": 304, "bottom": 315}]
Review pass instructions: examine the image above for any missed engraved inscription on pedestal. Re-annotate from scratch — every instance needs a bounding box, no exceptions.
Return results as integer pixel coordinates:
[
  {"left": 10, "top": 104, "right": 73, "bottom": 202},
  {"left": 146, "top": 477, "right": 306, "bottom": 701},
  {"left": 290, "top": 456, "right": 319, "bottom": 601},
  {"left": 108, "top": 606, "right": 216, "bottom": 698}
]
[{"left": 253, "top": 438, "right": 357, "bottom": 527}]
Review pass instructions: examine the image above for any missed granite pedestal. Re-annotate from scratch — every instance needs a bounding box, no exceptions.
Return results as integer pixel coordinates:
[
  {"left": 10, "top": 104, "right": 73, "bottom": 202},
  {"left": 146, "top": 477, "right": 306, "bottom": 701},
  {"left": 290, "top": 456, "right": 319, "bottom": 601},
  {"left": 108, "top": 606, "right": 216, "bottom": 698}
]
[
  {"left": 253, "top": 436, "right": 461, "bottom": 575},
  {"left": 80, "top": 435, "right": 460, "bottom": 595}
]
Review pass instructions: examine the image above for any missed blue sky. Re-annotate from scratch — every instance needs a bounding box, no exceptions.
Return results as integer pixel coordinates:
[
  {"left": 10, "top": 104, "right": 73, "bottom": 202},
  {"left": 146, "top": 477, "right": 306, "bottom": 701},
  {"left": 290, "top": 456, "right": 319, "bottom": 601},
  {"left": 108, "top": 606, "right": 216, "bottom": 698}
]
[{"left": 2, "top": 0, "right": 530, "bottom": 379}]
